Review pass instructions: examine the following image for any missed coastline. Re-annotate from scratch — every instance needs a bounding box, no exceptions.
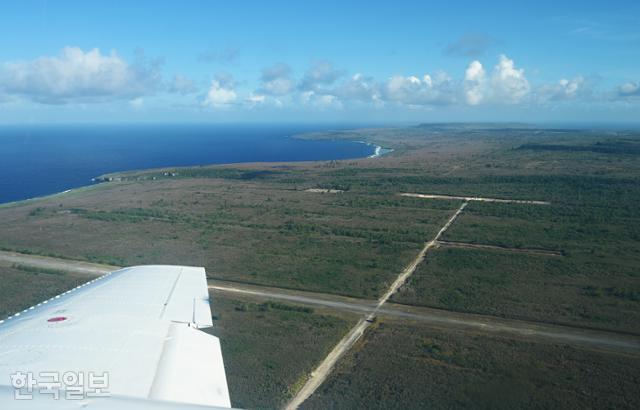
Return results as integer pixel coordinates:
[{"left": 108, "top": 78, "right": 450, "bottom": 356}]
[
  {"left": 0, "top": 137, "right": 392, "bottom": 207},
  {"left": 0, "top": 184, "right": 103, "bottom": 209},
  {"left": 353, "top": 140, "right": 394, "bottom": 159},
  {"left": 366, "top": 143, "right": 394, "bottom": 158},
  {"left": 364, "top": 141, "right": 382, "bottom": 158}
]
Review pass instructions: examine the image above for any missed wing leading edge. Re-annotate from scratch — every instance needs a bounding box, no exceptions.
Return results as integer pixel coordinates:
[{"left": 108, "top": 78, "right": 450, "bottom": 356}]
[{"left": 0, "top": 265, "right": 231, "bottom": 409}]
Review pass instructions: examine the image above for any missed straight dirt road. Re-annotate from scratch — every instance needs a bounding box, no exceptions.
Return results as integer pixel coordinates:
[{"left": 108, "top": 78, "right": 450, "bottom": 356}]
[
  {"left": 436, "top": 240, "right": 564, "bottom": 256},
  {"left": 284, "top": 201, "right": 470, "bottom": 410},
  {"left": 0, "top": 250, "right": 114, "bottom": 275},
  {"left": 2, "top": 241, "right": 639, "bottom": 410},
  {"left": 399, "top": 192, "right": 551, "bottom": 205},
  {"left": 2, "top": 248, "right": 637, "bottom": 355},
  {"left": 209, "top": 281, "right": 640, "bottom": 354}
]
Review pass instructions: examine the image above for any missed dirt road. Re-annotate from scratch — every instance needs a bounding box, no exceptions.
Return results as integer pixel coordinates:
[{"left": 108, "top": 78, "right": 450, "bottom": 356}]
[
  {"left": 284, "top": 201, "right": 470, "bottom": 410},
  {"left": 400, "top": 192, "right": 551, "bottom": 205},
  {"left": 436, "top": 240, "right": 564, "bottom": 256},
  {"left": 374, "top": 202, "right": 468, "bottom": 310},
  {"left": 0, "top": 250, "right": 114, "bottom": 276},
  {"left": 2, "top": 242, "right": 639, "bottom": 410},
  {"left": 2, "top": 249, "right": 636, "bottom": 355},
  {"left": 210, "top": 281, "right": 640, "bottom": 354}
]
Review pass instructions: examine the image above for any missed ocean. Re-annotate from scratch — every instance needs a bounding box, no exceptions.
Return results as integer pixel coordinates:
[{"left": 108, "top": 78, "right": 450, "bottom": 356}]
[{"left": 0, "top": 124, "right": 375, "bottom": 204}]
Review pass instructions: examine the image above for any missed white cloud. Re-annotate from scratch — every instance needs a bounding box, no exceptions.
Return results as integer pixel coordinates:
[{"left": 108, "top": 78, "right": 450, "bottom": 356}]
[
  {"left": 250, "top": 61, "right": 346, "bottom": 110},
  {"left": 203, "top": 74, "right": 237, "bottom": 108},
  {"left": 538, "top": 76, "right": 586, "bottom": 101},
  {"left": 490, "top": 54, "right": 530, "bottom": 103},
  {"left": 460, "top": 55, "right": 530, "bottom": 105},
  {"left": 618, "top": 81, "right": 640, "bottom": 97},
  {"left": 0, "top": 46, "right": 160, "bottom": 104},
  {"left": 557, "top": 77, "right": 583, "bottom": 98},
  {"left": 258, "top": 63, "right": 294, "bottom": 96},
  {"left": 245, "top": 92, "right": 286, "bottom": 108},
  {"left": 385, "top": 75, "right": 421, "bottom": 100},
  {"left": 335, "top": 73, "right": 381, "bottom": 103},
  {"left": 299, "top": 60, "right": 343, "bottom": 91},
  {"left": 464, "top": 60, "right": 486, "bottom": 105},
  {"left": 246, "top": 56, "right": 530, "bottom": 110},
  {"left": 382, "top": 72, "right": 456, "bottom": 106},
  {"left": 213, "top": 54, "right": 599, "bottom": 112},
  {"left": 299, "top": 90, "right": 343, "bottom": 110}
]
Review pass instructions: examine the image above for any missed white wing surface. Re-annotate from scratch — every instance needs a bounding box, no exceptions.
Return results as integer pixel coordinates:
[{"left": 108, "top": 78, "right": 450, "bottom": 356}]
[{"left": 0, "top": 265, "right": 231, "bottom": 409}]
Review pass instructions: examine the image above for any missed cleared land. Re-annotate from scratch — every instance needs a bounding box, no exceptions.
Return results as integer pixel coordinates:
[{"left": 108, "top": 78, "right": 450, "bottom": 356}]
[
  {"left": 392, "top": 247, "right": 640, "bottom": 333},
  {"left": 399, "top": 192, "right": 550, "bottom": 205},
  {"left": 1, "top": 125, "right": 639, "bottom": 408},
  {"left": 0, "top": 179, "right": 458, "bottom": 299},
  {"left": 204, "top": 293, "right": 356, "bottom": 409},
  {"left": 0, "top": 250, "right": 113, "bottom": 275},
  {"left": 286, "top": 201, "right": 468, "bottom": 410},
  {"left": 416, "top": 198, "right": 640, "bottom": 334},
  {"left": 436, "top": 240, "right": 564, "bottom": 256},
  {"left": 2, "top": 251, "right": 637, "bottom": 354},
  {"left": 0, "top": 264, "right": 87, "bottom": 318},
  {"left": 302, "top": 321, "right": 640, "bottom": 410},
  {"left": 0, "top": 262, "right": 356, "bottom": 409}
]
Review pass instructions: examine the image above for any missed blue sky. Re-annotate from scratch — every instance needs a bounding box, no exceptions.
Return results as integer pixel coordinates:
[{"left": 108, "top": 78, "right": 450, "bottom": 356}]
[{"left": 0, "top": 0, "right": 638, "bottom": 123}]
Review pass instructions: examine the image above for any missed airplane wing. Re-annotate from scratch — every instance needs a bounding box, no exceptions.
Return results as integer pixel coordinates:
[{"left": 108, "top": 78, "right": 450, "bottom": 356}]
[{"left": 0, "top": 265, "right": 232, "bottom": 409}]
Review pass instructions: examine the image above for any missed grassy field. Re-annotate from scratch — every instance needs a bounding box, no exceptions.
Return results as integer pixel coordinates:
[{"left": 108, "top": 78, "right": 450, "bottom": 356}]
[
  {"left": 302, "top": 321, "right": 640, "bottom": 410},
  {"left": 0, "top": 265, "right": 356, "bottom": 409},
  {"left": 1, "top": 124, "right": 639, "bottom": 408},
  {"left": 0, "top": 264, "right": 88, "bottom": 318},
  {"left": 0, "top": 177, "right": 459, "bottom": 299},
  {"left": 205, "top": 293, "right": 356, "bottom": 409},
  {"left": 392, "top": 247, "right": 640, "bottom": 333},
  {"left": 391, "top": 194, "right": 640, "bottom": 333},
  {"left": 1, "top": 125, "right": 639, "bottom": 320},
  {"left": 442, "top": 198, "right": 640, "bottom": 256}
]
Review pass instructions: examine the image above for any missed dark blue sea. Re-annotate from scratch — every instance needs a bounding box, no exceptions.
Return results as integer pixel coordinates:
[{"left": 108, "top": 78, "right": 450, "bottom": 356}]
[{"left": 0, "top": 124, "right": 375, "bottom": 204}]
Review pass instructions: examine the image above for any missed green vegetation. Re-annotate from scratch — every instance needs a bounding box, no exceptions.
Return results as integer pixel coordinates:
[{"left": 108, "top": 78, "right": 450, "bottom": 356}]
[
  {"left": 0, "top": 265, "right": 87, "bottom": 318},
  {"left": 0, "top": 178, "right": 458, "bottom": 298},
  {"left": 97, "top": 167, "right": 281, "bottom": 182},
  {"left": 234, "top": 300, "right": 315, "bottom": 314},
  {"left": 518, "top": 138, "right": 640, "bottom": 155},
  {"left": 392, "top": 247, "right": 640, "bottom": 333},
  {"left": 1, "top": 124, "right": 640, "bottom": 407},
  {"left": 69, "top": 207, "right": 182, "bottom": 223},
  {"left": 11, "top": 263, "right": 67, "bottom": 276},
  {"left": 413, "top": 190, "right": 640, "bottom": 333},
  {"left": 205, "top": 294, "right": 355, "bottom": 409},
  {"left": 0, "top": 267, "right": 354, "bottom": 409},
  {"left": 443, "top": 197, "right": 640, "bottom": 254},
  {"left": 302, "top": 322, "right": 640, "bottom": 410}
]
